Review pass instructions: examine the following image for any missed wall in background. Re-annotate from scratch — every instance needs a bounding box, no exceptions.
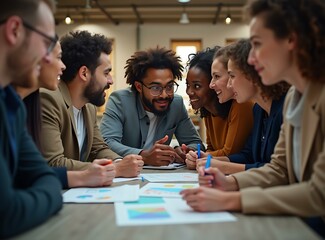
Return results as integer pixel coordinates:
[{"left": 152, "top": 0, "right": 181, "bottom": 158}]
[{"left": 56, "top": 23, "right": 249, "bottom": 91}]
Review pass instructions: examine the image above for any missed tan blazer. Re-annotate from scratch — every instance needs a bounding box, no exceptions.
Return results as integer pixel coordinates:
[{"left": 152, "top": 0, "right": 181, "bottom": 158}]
[
  {"left": 234, "top": 82, "right": 325, "bottom": 222},
  {"left": 40, "top": 81, "right": 120, "bottom": 170}
]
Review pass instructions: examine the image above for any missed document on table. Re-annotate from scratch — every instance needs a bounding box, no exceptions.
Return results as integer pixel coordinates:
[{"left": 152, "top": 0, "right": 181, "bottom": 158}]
[
  {"left": 143, "top": 163, "right": 186, "bottom": 170},
  {"left": 113, "top": 177, "right": 142, "bottom": 183},
  {"left": 141, "top": 172, "right": 198, "bottom": 182},
  {"left": 140, "top": 183, "right": 199, "bottom": 198},
  {"left": 115, "top": 197, "right": 237, "bottom": 226},
  {"left": 63, "top": 185, "right": 139, "bottom": 203}
]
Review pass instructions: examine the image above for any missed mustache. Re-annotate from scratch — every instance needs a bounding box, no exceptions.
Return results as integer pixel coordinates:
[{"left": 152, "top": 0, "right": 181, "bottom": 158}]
[{"left": 153, "top": 97, "right": 172, "bottom": 102}]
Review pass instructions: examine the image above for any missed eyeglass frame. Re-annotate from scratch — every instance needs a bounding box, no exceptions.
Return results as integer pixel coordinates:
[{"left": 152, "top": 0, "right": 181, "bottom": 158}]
[
  {"left": 0, "top": 18, "right": 58, "bottom": 54},
  {"left": 138, "top": 81, "right": 179, "bottom": 96}
]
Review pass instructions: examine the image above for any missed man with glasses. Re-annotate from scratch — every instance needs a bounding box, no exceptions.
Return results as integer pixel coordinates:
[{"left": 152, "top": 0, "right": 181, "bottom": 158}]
[
  {"left": 100, "top": 47, "right": 204, "bottom": 166},
  {"left": 40, "top": 31, "right": 143, "bottom": 178},
  {"left": 0, "top": 0, "right": 62, "bottom": 238}
]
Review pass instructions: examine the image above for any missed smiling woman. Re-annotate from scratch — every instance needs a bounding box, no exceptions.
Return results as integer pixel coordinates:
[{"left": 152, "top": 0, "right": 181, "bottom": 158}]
[{"left": 184, "top": 46, "right": 254, "bottom": 170}]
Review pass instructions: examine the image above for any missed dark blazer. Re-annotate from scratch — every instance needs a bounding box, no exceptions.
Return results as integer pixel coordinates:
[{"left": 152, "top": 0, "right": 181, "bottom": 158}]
[
  {"left": 0, "top": 86, "right": 62, "bottom": 238},
  {"left": 229, "top": 95, "right": 286, "bottom": 170}
]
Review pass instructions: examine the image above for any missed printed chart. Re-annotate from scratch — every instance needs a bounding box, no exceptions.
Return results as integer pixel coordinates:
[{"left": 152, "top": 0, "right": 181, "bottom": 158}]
[
  {"left": 63, "top": 185, "right": 139, "bottom": 203},
  {"left": 141, "top": 172, "right": 198, "bottom": 182},
  {"left": 115, "top": 197, "right": 237, "bottom": 226},
  {"left": 140, "top": 183, "right": 198, "bottom": 198}
]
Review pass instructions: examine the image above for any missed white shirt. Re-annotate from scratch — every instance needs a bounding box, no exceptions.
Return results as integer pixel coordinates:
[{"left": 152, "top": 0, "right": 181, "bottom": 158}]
[{"left": 73, "top": 106, "right": 86, "bottom": 156}]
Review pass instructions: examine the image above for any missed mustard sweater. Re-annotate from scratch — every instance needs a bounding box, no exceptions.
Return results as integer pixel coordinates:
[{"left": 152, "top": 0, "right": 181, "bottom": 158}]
[{"left": 204, "top": 101, "right": 254, "bottom": 156}]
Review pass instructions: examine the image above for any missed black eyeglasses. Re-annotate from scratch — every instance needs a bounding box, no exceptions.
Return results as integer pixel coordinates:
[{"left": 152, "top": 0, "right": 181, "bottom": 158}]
[
  {"left": 0, "top": 18, "right": 58, "bottom": 54},
  {"left": 139, "top": 81, "right": 179, "bottom": 96}
]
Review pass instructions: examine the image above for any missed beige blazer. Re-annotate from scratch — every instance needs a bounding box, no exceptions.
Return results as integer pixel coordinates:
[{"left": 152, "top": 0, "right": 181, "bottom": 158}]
[
  {"left": 234, "top": 82, "right": 325, "bottom": 222},
  {"left": 40, "top": 81, "right": 120, "bottom": 170}
]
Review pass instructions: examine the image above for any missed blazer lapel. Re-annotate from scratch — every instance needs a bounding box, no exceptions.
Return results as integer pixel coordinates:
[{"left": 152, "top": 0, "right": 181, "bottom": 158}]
[
  {"left": 59, "top": 82, "right": 78, "bottom": 139},
  {"left": 300, "top": 83, "right": 321, "bottom": 179},
  {"left": 136, "top": 94, "right": 149, "bottom": 147}
]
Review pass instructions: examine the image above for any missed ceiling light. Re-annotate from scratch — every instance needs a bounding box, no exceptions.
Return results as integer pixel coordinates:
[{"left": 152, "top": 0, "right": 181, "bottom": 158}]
[
  {"left": 179, "top": 12, "right": 190, "bottom": 24},
  {"left": 225, "top": 14, "right": 231, "bottom": 24},
  {"left": 178, "top": 0, "right": 191, "bottom": 3},
  {"left": 65, "top": 15, "right": 72, "bottom": 24}
]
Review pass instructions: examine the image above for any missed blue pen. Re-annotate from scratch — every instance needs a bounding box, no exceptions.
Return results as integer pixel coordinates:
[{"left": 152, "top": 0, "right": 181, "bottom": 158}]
[
  {"left": 205, "top": 154, "right": 211, "bottom": 169},
  {"left": 197, "top": 143, "right": 201, "bottom": 158},
  {"left": 204, "top": 154, "right": 215, "bottom": 186}
]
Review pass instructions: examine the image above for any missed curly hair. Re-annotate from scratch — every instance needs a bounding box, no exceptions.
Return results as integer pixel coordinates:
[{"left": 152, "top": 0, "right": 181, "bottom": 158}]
[
  {"left": 125, "top": 46, "right": 183, "bottom": 90},
  {"left": 210, "top": 45, "right": 234, "bottom": 119},
  {"left": 187, "top": 46, "right": 221, "bottom": 118},
  {"left": 246, "top": 0, "right": 325, "bottom": 83},
  {"left": 60, "top": 30, "right": 112, "bottom": 83},
  {"left": 227, "top": 39, "right": 290, "bottom": 100}
]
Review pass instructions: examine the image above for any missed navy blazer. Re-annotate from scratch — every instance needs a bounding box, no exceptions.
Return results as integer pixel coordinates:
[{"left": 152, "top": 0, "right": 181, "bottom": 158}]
[
  {"left": 229, "top": 95, "right": 286, "bottom": 170},
  {"left": 0, "top": 86, "right": 62, "bottom": 238}
]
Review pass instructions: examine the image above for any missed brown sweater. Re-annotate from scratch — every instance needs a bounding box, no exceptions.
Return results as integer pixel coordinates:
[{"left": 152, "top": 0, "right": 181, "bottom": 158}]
[{"left": 204, "top": 101, "right": 254, "bottom": 156}]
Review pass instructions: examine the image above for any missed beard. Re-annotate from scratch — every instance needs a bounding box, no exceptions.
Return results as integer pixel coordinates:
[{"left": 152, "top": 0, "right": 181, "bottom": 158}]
[
  {"left": 141, "top": 92, "right": 173, "bottom": 116},
  {"left": 83, "top": 76, "right": 109, "bottom": 106}
]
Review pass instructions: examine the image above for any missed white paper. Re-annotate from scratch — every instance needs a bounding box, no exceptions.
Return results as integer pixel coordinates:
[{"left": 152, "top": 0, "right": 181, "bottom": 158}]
[
  {"left": 141, "top": 172, "right": 198, "bottom": 182},
  {"left": 115, "top": 197, "right": 236, "bottom": 226},
  {"left": 63, "top": 185, "right": 139, "bottom": 203},
  {"left": 113, "top": 177, "right": 142, "bottom": 183},
  {"left": 143, "top": 163, "right": 186, "bottom": 170},
  {"left": 140, "top": 183, "right": 198, "bottom": 198}
]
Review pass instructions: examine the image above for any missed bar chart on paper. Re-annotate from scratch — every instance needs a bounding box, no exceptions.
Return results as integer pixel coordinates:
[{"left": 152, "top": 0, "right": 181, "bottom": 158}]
[{"left": 140, "top": 183, "right": 198, "bottom": 198}]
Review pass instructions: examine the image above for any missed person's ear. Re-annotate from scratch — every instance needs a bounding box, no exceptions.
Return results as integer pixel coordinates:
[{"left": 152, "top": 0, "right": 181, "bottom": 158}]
[
  {"left": 134, "top": 81, "right": 142, "bottom": 93},
  {"left": 79, "top": 66, "right": 88, "bottom": 82},
  {"left": 5, "top": 16, "right": 23, "bottom": 46},
  {"left": 287, "top": 32, "right": 297, "bottom": 51}
]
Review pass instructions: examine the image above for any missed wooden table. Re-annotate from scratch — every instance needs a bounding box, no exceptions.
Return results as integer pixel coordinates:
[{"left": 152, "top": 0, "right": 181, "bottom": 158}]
[{"left": 14, "top": 169, "right": 320, "bottom": 240}]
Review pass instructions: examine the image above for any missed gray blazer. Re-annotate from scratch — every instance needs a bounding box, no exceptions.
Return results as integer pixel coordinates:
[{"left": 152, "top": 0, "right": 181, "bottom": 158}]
[{"left": 100, "top": 87, "right": 204, "bottom": 156}]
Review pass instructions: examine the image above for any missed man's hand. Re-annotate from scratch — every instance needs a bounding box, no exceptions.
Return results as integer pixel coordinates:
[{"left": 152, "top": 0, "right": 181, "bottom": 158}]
[
  {"left": 115, "top": 154, "right": 144, "bottom": 177},
  {"left": 140, "top": 135, "right": 176, "bottom": 166},
  {"left": 68, "top": 159, "right": 115, "bottom": 187},
  {"left": 174, "top": 144, "right": 193, "bottom": 164}
]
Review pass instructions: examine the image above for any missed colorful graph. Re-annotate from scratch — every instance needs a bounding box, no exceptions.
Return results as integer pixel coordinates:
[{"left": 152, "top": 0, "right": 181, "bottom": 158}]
[
  {"left": 125, "top": 197, "right": 165, "bottom": 205},
  {"left": 76, "top": 195, "right": 93, "bottom": 199},
  {"left": 128, "top": 207, "right": 170, "bottom": 220},
  {"left": 140, "top": 183, "right": 197, "bottom": 198},
  {"left": 96, "top": 196, "right": 111, "bottom": 200}
]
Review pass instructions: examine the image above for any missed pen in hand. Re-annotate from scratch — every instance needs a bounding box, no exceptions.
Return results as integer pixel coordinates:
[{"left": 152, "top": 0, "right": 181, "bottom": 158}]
[
  {"left": 197, "top": 143, "right": 201, "bottom": 158},
  {"left": 204, "top": 154, "right": 215, "bottom": 186}
]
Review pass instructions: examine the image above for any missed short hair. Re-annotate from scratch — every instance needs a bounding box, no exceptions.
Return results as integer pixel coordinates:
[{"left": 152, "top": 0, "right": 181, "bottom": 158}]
[
  {"left": 227, "top": 39, "right": 290, "bottom": 100},
  {"left": 125, "top": 46, "right": 183, "bottom": 90},
  {"left": 60, "top": 31, "right": 112, "bottom": 83},
  {"left": 187, "top": 46, "right": 221, "bottom": 118},
  {"left": 246, "top": 0, "right": 325, "bottom": 83},
  {"left": 0, "top": 0, "right": 56, "bottom": 24}
]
